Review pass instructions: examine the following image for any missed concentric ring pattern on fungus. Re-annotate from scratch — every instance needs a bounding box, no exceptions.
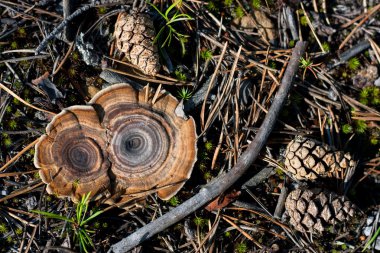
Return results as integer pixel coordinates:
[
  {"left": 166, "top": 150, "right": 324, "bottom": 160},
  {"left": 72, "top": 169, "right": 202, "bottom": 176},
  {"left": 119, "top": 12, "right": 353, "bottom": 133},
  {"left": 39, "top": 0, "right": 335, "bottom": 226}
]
[{"left": 34, "top": 83, "right": 197, "bottom": 202}]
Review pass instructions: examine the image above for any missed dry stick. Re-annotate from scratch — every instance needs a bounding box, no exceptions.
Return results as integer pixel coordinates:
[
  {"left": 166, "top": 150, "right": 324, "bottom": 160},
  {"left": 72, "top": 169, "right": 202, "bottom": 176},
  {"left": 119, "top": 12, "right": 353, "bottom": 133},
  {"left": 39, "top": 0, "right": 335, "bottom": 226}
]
[
  {"left": 0, "top": 82, "right": 56, "bottom": 116},
  {"left": 108, "top": 41, "right": 307, "bottom": 253},
  {"left": 0, "top": 138, "right": 39, "bottom": 172},
  {"left": 338, "top": 3, "right": 380, "bottom": 50}
]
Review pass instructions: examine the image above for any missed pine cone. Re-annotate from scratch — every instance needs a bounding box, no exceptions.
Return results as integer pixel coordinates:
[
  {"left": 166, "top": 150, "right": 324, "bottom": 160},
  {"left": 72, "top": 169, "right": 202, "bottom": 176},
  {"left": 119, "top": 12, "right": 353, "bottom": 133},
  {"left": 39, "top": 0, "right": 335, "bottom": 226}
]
[
  {"left": 114, "top": 11, "right": 161, "bottom": 76},
  {"left": 285, "top": 188, "right": 357, "bottom": 233},
  {"left": 284, "top": 137, "right": 356, "bottom": 180}
]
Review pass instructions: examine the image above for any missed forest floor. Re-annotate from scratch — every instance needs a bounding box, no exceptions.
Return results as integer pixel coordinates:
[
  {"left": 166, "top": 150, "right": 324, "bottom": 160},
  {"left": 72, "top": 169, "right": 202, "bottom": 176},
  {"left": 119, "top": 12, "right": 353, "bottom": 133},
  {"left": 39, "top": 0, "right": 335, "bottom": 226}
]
[{"left": 0, "top": 0, "right": 380, "bottom": 252}]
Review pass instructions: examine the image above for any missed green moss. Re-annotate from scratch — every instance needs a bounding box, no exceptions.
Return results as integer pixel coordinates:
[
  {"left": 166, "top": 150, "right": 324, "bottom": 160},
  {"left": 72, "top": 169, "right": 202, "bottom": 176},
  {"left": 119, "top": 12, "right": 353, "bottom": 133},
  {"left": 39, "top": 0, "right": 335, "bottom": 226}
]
[
  {"left": 205, "top": 141, "right": 214, "bottom": 152},
  {"left": 3, "top": 137, "right": 12, "bottom": 147},
  {"left": 322, "top": 42, "right": 330, "bottom": 52},
  {"left": 300, "top": 15, "right": 308, "bottom": 26},
  {"left": 10, "top": 41, "right": 18, "bottom": 50},
  {"left": 252, "top": 0, "right": 261, "bottom": 9},
  {"left": 97, "top": 6, "right": 107, "bottom": 14},
  {"left": 13, "top": 98, "right": 20, "bottom": 105},
  {"left": 175, "top": 69, "right": 187, "bottom": 81},
  {"left": 0, "top": 223, "right": 8, "bottom": 234},
  {"left": 17, "top": 27, "right": 26, "bottom": 38},
  {"left": 342, "top": 124, "right": 353, "bottom": 134},
  {"left": 224, "top": 0, "right": 233, "bottom": 7},
  {"left": 200, "top": 49, "right": 213, "bottom": 61},
  {"left": 355, "top": 120, "right": 367, "bottom": 134},
  {"left": 235, "top": 242, "right": 248, "bottom": 253},
  {"left": 347, "top": 57, "right": 360, "bottom": 71},
  {"left": 8, "top": 120, "right": 17, "bottom": 130},
  {"left": 206, "top": 1, "right": 218, "bottom": 12},
  {"left": 234, "top": 6, "right": 244, "bottom": 19},
  {"left": 168, "top": 196, "right": 180, "bottom": 206},
  {"left": 193, "top": 216, "right": 207, "bottom": 228},
  {"left": 15, "top": 228, "right": 23, "bottom": 235}
]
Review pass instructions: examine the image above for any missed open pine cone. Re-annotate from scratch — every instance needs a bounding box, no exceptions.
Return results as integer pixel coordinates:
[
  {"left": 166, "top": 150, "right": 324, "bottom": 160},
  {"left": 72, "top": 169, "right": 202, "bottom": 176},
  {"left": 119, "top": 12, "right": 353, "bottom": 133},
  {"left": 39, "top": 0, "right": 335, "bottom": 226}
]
[
  {"left": 114, "top": 10, "right": 161, "bottom": 76},
  {"left": 284, "top": 137, "right": 356, "bottom": 180},
  {"left": 285, "top": 188, "right": 357, "bottom": 233}
]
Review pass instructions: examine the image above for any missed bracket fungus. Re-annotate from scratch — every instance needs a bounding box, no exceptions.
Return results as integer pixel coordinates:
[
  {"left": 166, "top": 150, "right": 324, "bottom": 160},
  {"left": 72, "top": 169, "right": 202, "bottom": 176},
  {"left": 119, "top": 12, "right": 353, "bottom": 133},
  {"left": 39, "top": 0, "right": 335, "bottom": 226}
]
[
  {"left": 34, "top": 106, "right": 110, "bottom": 201},
  {"left": 34, "top": 83, "right": 197, "bottom": 202},
  {"left": 90, "top": 83, "right": 197, "bottom": 200}
]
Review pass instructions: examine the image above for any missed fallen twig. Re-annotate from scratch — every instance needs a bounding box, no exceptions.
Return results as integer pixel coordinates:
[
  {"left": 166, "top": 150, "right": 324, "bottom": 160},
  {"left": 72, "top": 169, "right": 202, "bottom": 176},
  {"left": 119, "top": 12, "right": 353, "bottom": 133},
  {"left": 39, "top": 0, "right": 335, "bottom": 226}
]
[{"left": 108, "top": 41, "right": 307, "bottom": 253}]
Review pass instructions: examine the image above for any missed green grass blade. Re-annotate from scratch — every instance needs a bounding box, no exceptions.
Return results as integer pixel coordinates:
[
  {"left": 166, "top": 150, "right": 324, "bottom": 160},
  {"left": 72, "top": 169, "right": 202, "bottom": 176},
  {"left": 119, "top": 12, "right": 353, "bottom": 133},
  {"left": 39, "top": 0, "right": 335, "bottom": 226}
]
[
  {"left": 165, "top": 0, "right": 182, "bottom": 17},
  {"left": 82, "top": 210, "right": 103, "bottom": 225},
  {"left": 149, "top": 3, "right": 167, "bottom": 21},
  {"left": 31, "top": 210, "right": 72, "bottom": 223},
  {"left": 167, "top": 16, "right": 193, "bottom": 26},
  {"left": 363, "top": 226, "right": 380, "bottom": 252},
  {"left": 78, "top": 232, "right": 88, "bottom": 253},
  {"left": 154, "top": 26, "right": 166, "bottom": 45}
]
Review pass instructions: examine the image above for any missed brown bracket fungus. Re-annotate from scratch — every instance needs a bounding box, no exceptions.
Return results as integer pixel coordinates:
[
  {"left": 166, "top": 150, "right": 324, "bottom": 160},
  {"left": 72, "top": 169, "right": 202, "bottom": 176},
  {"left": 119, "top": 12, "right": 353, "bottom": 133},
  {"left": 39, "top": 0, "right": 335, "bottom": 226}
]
[
  {"left": 34, "top": 106, "right": 110, "bottom": 201},
  {"left": 35, "top": 83, "right": 197, "bottom": 202},
  {"left": 90, "top": 83, "right": 197, "bottom": 200}
]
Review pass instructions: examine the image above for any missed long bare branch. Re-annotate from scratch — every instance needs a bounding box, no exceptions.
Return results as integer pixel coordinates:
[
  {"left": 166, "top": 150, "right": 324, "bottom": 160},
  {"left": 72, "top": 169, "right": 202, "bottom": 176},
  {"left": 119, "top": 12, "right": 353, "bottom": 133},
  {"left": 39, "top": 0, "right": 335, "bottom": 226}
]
[{"left": 108, "top": 41, "right": 308, "bottom": 253}]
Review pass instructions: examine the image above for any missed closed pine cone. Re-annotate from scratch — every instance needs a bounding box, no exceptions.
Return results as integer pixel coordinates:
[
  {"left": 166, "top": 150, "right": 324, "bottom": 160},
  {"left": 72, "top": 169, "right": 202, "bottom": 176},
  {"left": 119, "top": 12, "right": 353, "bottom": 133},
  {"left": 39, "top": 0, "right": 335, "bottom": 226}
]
[
  {"left": 284, "top": 137, "right": 356, "bottom": 180},
  {"left": 285, "top": 188, "right": 357, "bottom": 233},
  {"left": 114, "top": 11, "right": 161, "bottom": 76}
]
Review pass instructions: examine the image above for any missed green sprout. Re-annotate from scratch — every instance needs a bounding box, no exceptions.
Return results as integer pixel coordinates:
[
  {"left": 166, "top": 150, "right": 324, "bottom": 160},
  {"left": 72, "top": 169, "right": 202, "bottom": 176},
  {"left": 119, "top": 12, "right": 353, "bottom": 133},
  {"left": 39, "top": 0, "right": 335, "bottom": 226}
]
[
  {"left": 18, "top": 27, "right": 26, "bottom": 37},
  {"left": 33, "top": 171, "right": 40, "bottom": 179},
  {"left": 206, "top": 1, "right": 218, "bottom": 12},
  {"left": 5, "top": 106, "right": 12, "bottom": 113},
  {"left": 342, "top": 124, "right": 353, "bottom": 134},
  {"left": 168, "top": 196, "right": 180, "bottom": 206},
  {"left": 193, "top": 216, "right": 207, "bottom": 228},
  {"left": 14, "top": 110, "right": 22, "bottom": 118},
  {"left": 370, "top": 138, "right": 379, "bottom": 145},
  {"left": 150, "top": 0, "right": 193, "bottom": 56},
  {"left": 6, "top": 236, "right": 12, "bottom": 243},
  {"left": 3, "top": 137, "right": 12, "bottom": 147},
  {"left": 252, "top": 0, "right": 261, "bottom": 9},
  {"left": 8, "top": 120, "right": 17, "bottom": 130},
  {"left": 224, "top": 0, "right": 233, "bottom": 7},
  {"left": 299, "top": 57, "right": 320, "bottom": 80},
  {"left": 97, "top": 6, "right": 107, "bottom": 15},
  {"left": 236, "top": 242, "right": 248, "bottom": 253},
  {"left": 71, "top": 51, "right": 80, "bottom": 61},
  {"left": 200, "top": 48, "right": 213, "bottom": 61},
  {"left": 0, "top": 223, "right": 8, "bottom": 234},
  {"left": 177, "top": 87, "right": 193, "bottom": 101},
  {"left": 174, "top": 69, "right": 187, "bottom": 81},
  {"left": 322, "top": 42, "right": 330, "bottom": 52},
  {"left": 288, "top": 40, "right": 295, "bottom": 48},
  {"left": 101, "top": 222, "right": 108, "bottom": 228},
  {"left": 72, "top": 179, "right": 80, "bottom": 189},
  {"left": 13, "top": 98, "right": 20, "bottom": 105},
  {"left": 300, "top": 15, "right": 308, "bottom": 26},
  {"left": 204, "top": 141, "right": 214, "bottom": 152},
  {"left": 360, "top": 87, "right": 380, "bottom": 106},
  {"left": 203, "top": 170, "right": 212, "bottom": 181},
  {"left": 224, "top": 231, "right": 231, "bottom": 237},
  {"left": 347, "top": 57, "right": 360, "bottom": 71},
  {"left": 32, "top": 192, "right": 103, "bottom": 253},
  {"left": 93, "top": 221, "right": 100, "bottom": 229},
  {"left": 68, "top": 67, "right": 77, "bottom": 78},
  {"left": 10, "top": 41, "right": 18, "bottom": 50},
  {"left": 15, "top": 228, "right": 23, "bottom": 235},
  {"left": 355, "top": 120, "right": 367, "bottom": 134}
]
